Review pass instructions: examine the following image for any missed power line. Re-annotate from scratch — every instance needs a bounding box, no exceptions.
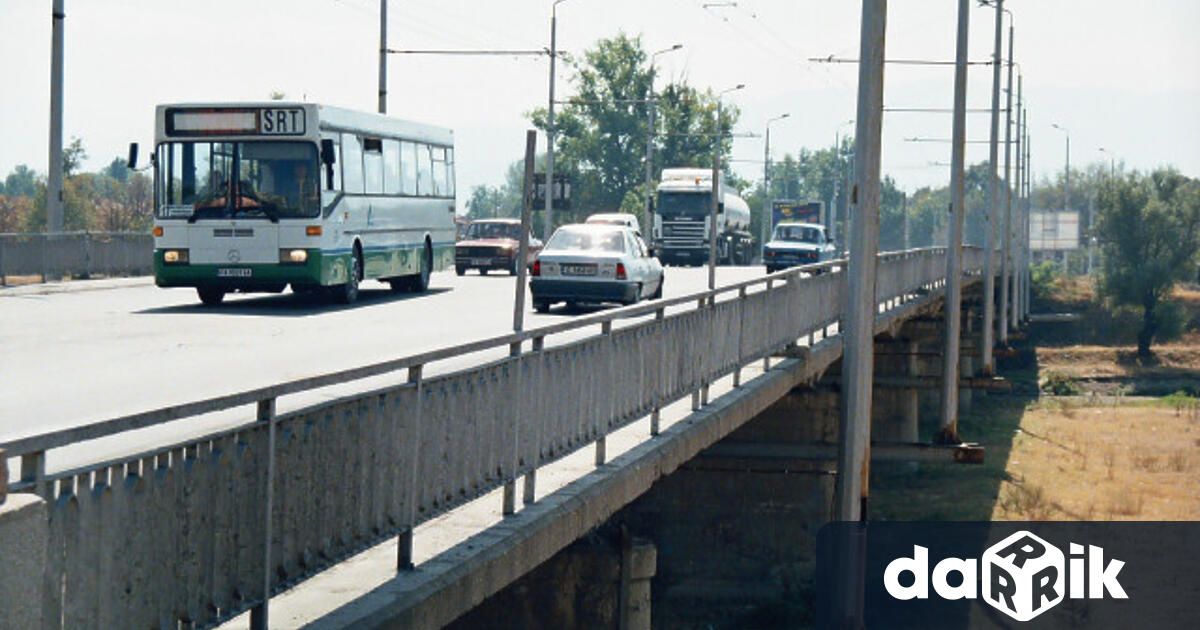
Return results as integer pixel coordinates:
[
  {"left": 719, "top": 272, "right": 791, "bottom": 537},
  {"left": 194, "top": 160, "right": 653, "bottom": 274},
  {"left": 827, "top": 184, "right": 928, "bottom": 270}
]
[{"left": 810, "top": 56, "right": 995, "bottom": 66}]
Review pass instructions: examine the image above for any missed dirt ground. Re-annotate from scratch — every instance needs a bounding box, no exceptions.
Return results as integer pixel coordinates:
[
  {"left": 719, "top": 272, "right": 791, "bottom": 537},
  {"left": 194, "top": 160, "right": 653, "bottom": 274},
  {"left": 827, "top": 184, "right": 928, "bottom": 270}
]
[
  {"left": 991, "top": 399, "right": 1200, "bottom": 521},
  {"left": 872, "top": 282, "right": 1200, "bottom": 523}
]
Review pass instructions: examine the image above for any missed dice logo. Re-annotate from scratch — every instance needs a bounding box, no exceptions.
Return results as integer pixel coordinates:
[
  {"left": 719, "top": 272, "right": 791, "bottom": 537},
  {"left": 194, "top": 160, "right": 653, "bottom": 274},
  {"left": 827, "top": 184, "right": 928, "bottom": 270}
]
[
  {"left": 880, "top": 529, "right": 1127, "bottom": 622},
  {"left": 982, "top": 531, "right": 1064, "bottom": 621}
]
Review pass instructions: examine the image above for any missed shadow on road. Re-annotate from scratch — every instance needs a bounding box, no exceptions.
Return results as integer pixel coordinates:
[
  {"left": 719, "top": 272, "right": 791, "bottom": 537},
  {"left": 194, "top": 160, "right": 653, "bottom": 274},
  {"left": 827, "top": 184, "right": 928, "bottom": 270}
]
[{"left": 135, "top": 287, "right": 452, "bottom": 317}]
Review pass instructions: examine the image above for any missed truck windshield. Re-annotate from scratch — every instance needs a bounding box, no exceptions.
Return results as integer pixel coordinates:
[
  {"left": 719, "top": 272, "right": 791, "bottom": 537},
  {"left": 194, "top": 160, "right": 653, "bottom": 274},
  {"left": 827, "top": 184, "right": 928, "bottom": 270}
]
[
  {"left": 156, "top": 141, "right": 320, "bottom": 220},
  {"left": 774, "top": 226, "right": 822, "bottom": 243},
  {"left": 657, "top": 192, "right": 712, "bottom": 220}
]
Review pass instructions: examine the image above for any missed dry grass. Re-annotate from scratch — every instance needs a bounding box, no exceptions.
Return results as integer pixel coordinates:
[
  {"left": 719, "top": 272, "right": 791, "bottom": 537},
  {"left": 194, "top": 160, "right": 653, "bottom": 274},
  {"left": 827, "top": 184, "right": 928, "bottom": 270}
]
[
  {"left": 992, "top": 401, "right": 1200, "bottom": 521},
  {"left": 1037, "top": 344, "right": 1200, "bottom": 380}
]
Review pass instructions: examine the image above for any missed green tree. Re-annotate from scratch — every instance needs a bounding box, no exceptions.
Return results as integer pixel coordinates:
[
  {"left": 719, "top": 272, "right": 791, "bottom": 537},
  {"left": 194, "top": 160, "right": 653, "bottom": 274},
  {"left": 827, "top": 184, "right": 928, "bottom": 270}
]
[
  {"left": 104, "top": 157, "right": 131, "bottom": 183},
  {"left": 62, "top": 137, "right": 87, "bottom": 177},
  {"left": 0, "top": 194, "right": 34, "bottom": 232},
  {"left": 1096, "top": 169, "right": 1200, "bottom": 357},
  {"left": 529, "top": 33, "right": 739, "bottom": 225},
  {"left": 4, "top": 164, "right": 40, "bottom": 198}
]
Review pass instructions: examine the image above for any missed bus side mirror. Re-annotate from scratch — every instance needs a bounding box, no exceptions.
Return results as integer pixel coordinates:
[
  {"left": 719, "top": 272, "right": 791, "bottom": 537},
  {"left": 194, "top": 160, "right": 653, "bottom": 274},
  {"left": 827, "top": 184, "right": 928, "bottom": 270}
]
[{"left": 127, "top": 143, "right": 139, "bottom": 169}]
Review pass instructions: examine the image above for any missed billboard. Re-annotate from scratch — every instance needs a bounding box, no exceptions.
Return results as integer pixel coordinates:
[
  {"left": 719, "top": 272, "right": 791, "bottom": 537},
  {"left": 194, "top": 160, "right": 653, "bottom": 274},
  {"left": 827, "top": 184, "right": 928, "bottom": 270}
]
[{"left": 1030, "top": 210, "right": 1079, "bottom": 251}]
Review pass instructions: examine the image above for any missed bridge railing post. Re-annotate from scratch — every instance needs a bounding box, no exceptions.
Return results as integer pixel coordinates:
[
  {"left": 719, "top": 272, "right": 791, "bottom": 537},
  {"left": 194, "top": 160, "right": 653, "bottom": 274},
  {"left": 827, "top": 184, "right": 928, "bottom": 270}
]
[
  {"left": 249, "top": 396, "right": 277, "bottom": 630},
  {"left": 523, "top": 336, "right": 545, "bottom": 505},
  {"left": 399, "top": 364, "right": 423, "bottom": 570},
  {"left": 19, "top": 450, "right": 47, "bottom": 500},
  {"left": 733, "top": 287, "right": 747, "bottom": 388},
  {"left": 650, "top": 309, "right": 664, "bottom": 436}
]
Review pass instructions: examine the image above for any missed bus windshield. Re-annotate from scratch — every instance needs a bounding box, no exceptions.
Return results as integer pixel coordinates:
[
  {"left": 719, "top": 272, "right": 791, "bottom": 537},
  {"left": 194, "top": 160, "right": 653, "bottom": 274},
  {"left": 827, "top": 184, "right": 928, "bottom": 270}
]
[{"left": 156, "top": 141, "right": 320, "bottom": 220}]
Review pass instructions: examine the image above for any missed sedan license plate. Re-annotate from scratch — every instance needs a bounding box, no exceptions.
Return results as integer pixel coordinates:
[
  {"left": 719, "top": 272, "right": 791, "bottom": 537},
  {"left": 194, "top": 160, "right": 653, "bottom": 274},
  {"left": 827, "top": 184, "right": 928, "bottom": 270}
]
[
  {"left": 561, "top": 263, "right": 597, "bottom": 276},
  {"left": 217, "top": 268, "right": 252, "bottom": 278},
  {"left": 471, "top": 258, "right": 491, "bottom": 266}
]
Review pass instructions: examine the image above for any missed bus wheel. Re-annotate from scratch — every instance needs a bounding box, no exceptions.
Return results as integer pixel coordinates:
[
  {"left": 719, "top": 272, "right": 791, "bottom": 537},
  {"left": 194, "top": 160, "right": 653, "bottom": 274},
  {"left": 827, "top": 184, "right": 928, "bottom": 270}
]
[
  {"left": 335, "top": 250, "right": 361, "bottom": 304},
  {"left": 409, "top": 242, "right": 432, "bottom": 292},
  {"left": 197, "top": 287, "right": 225, "bottom": 306}
]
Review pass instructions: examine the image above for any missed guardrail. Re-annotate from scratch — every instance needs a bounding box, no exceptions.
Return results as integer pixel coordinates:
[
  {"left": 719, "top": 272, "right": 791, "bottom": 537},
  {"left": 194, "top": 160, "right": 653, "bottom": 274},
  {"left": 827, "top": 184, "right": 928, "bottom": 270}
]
[
  {"left": 0, "top": 231, "right": 152, "bottom": 284},
  {"left": 1, "top": 246, "right": 980, "bottom": 629}
]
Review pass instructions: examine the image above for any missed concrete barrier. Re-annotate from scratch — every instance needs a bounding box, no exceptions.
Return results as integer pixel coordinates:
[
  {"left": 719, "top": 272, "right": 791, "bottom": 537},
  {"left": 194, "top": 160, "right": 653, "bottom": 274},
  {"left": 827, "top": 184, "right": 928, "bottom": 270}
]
[{"left": 0, "top": 493, "right": 47, "bottom": 630}]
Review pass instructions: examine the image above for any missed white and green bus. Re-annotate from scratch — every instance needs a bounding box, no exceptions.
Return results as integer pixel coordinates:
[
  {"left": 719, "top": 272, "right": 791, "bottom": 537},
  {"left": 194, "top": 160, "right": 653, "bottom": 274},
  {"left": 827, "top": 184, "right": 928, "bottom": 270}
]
[{"left": 140, "top": 103, "right": 455, "bottom": 305}]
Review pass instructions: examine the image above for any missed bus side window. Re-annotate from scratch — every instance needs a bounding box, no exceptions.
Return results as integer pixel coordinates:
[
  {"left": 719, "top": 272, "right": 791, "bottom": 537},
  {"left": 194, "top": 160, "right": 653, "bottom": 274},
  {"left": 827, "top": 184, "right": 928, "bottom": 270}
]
[
  {"left": 320, "top": 134, "right": 341, "bottom": 191},
  {"left": 416, "top": 143, "right": 434, "bottom": 197},
  {"left": 445, "top": 147, "right": 455, "bottom": 197},
  {"left": 400, "top": 141, "right": 417, "bottom": 195},
  {"left": 363, "top": 137, "right": 383, "bottom": 194},
  {"left": 383, "top": 139, "right": 401, "bottom": 195},
  {"left": 342, "top": 133, "right": 364, "bottom": 194},
  {"left": 430, "top": 146, "right": 448, "bottom": 197}
]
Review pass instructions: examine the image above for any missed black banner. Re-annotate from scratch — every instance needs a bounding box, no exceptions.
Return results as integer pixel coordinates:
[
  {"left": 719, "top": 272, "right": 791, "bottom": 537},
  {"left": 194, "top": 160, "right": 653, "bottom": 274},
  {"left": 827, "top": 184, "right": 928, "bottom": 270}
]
[{"left": 816, "top": 522, "right": 1200, "bottom": 629}]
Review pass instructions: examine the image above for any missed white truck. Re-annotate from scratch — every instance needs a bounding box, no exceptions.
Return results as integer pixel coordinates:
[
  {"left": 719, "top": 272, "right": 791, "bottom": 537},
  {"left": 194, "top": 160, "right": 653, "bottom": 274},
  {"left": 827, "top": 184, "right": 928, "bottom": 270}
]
[{"left": 654, "top": 168, "right": 753, "bottom": 266}]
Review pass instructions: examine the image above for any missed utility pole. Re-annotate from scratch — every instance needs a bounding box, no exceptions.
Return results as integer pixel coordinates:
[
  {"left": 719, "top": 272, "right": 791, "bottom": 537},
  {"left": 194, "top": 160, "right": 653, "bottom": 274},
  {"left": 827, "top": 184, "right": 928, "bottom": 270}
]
[
  {"left": 545, "top": 0, "right": 569, "bottom": 241},
  {"left": 644, "top": 44, "right": 682, "bottom": 246},
  {"left": 835, "top": 0, "right": 886, "bottom": 525},
  {"left": 999, "top": 19, "right": 1014, "bottom": 343},
  {"left": 1011, "top": 74, "right": 1023, "bottom": 329},
  {"left": 378, "top": 0, "right": 387, "bottom": 113},
  {"left": 763, "top": 114, "right": 790, "bottom": 251},
  {"left": 1023, "top": 117, "right": 1031, "bottom": 319},
  {"left": 832, "top": 6, "right": 885, "bottom": 626},
  {"left": 939, "top": 0, "right": 971, "bottom": 445},
  {"left": 47, "top": 0, "right": 65, "bottom": 233},
  {"left": 515, "top": 130, "right": 537, "bottom": 333},
  {"left": 709, "top": 85, "right": 744, "bottom": 290},
  {"left": 981, "top": 0, "right": 1003, "bottom": 375},
  {"left": 831, "top": 120, "right": 854, "bottom": 246}
]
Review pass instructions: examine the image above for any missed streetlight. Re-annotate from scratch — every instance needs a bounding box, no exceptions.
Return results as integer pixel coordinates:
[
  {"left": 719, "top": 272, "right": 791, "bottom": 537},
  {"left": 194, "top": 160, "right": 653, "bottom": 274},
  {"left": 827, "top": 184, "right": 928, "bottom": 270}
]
[
  {"left": 1099, "top": 147, "right": 1115, "bottom": 180},
  {"left": 709, "top": 83, "right": 745, "bottom": 290},
  {"left": 544, "top": 0, "right": 570, "bottom": 241},
  {"left": 761, "top": 113, "right": 791, "bottom": 251},
  {"left": 833, "top": 119, "right": 855, "bottom": 248},
  {"left": 1051, "top": 123, "right": 1070, "bottom": 212},
  {"left": 644, "top": 43, "right": 683, "bottom": 245}
]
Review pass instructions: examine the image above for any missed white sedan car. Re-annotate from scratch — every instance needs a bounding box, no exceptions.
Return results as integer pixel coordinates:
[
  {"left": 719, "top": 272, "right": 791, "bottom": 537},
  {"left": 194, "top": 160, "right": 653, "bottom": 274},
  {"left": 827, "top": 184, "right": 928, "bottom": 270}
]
[{"left": 530, "top": 224, "right": 664, "bottom": 312}]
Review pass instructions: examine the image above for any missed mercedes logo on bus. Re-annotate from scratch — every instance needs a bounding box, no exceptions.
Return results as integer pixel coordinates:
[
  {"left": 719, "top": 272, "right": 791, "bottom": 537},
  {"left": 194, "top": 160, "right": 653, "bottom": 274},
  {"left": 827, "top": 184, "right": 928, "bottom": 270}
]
[{"left": 227, "top": 249, "right": 241, "bottom": 263}]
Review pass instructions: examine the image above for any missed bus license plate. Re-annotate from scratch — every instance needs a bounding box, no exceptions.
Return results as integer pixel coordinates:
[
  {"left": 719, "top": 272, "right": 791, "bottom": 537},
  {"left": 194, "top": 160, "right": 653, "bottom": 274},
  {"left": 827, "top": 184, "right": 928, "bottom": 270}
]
[{"left": 217, "top": 268, "right": 252, "bottom": 278}]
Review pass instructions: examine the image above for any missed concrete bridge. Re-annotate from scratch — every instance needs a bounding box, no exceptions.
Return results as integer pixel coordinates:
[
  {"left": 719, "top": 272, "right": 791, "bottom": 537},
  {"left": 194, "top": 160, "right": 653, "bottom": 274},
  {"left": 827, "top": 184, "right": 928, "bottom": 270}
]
[{"left": 0, "top": 246, "right": 1019, "bottom": 629}]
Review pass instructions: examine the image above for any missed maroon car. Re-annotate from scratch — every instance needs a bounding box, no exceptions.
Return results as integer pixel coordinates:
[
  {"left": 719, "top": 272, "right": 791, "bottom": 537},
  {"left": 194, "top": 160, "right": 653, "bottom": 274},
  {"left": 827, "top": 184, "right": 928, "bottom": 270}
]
[{"left": 455, "top": 218, "right": 542, "bottom": 276}]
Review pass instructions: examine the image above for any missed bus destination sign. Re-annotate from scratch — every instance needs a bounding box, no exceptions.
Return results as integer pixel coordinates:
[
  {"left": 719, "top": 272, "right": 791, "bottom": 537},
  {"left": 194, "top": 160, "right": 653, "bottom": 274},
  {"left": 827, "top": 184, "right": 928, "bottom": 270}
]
[{"left": 167, "top": 107, "right": 306, "bottom": 137}]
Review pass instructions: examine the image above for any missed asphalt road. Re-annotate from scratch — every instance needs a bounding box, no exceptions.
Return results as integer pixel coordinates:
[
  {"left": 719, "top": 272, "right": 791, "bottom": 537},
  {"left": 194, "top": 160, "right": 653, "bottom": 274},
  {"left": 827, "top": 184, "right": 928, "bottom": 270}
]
[{"left": 1, "top": 265, "right": 765, "bottom": 472}]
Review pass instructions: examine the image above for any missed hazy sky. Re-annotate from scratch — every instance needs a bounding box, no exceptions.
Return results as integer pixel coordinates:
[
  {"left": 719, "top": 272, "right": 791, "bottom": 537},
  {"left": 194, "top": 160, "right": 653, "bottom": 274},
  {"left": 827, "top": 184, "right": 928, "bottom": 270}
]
[{"left": 2, "top": 0, "right": 1198, "bottom": 206}]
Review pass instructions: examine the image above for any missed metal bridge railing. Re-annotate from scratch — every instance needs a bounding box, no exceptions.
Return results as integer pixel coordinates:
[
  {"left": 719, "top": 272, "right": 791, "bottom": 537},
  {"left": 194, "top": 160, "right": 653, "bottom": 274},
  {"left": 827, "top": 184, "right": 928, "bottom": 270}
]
[
  {"left": 0, "top": 231, "right": 152, "bottom": 285},
  {"left": 1, "top": 246, "right": 977, "bottom": 629}
]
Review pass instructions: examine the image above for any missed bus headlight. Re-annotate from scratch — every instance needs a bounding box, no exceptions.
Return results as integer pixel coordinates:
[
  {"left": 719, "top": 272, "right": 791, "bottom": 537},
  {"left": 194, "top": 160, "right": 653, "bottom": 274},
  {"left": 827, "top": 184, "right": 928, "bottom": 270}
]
[
  {"left": 280, "top": 249, "right": 309, "bottom": 264},
  {"left": 162, "top": 249, "right": 189, "bottom": 264}
]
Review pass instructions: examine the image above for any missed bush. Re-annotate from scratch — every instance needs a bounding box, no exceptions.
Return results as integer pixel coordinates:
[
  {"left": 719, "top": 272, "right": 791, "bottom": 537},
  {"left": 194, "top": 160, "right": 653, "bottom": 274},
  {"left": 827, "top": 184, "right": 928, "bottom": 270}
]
[
  {"left": 1041, "top": 370, "right": 1081, "bottom": 396},
  {"left": 1030, "top": 261, "right": 1059, "bottom": 302}
]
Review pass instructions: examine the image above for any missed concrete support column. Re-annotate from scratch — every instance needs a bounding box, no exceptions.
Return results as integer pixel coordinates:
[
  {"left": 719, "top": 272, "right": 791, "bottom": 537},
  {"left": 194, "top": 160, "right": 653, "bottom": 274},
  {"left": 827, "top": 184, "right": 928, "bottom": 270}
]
[
  {"left": 0, "top": 493, "right": 47, "bottom": 630},
  {"left": 622, "top": 541, "right": 657, "bottom": 630},
  {"left": 871, "top": 340, "right": 919, "bottom": 444},
  {"left": 958, "top": 305, "right": 980, "bottom": 413}
]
